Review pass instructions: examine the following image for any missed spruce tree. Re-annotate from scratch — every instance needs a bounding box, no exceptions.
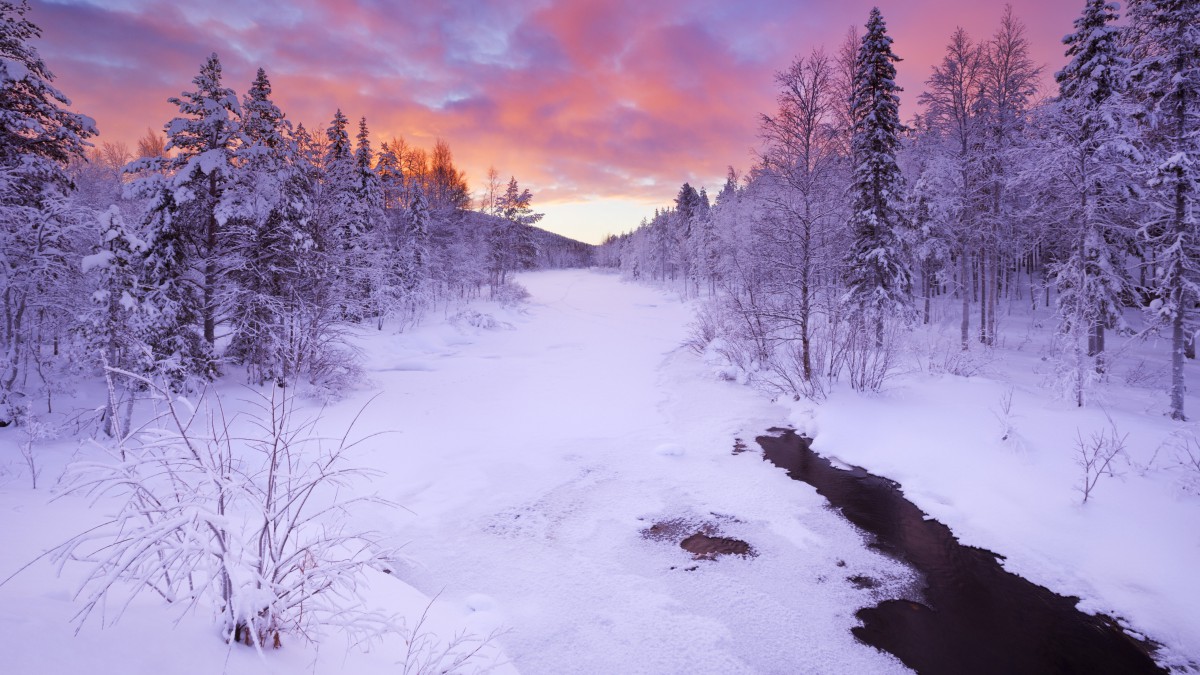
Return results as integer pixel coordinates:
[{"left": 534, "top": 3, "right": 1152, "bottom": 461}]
[
  {"left": 0, "top": 0, "right": 96, "bottom": 414},
  {"left": 842, "top": 7, "right": 912, "bottom": 345},
  {"left": 226, "top": 68, "right": 315, "bottom": 384},
  {"left": 127, "top": 53, "right": 240, "bottom": 384},
  {"left": 1127, "top": 0, "right": 1200, "bottom": 420},
  {"left": 162, "top": 52, "right": 241, "bottom": 347},
  {"left": 488, "top": 177, "right": 542, "bottom": 288},
  {"left": 1049, "top": 0, "right": 1137, "bottom": 405}
]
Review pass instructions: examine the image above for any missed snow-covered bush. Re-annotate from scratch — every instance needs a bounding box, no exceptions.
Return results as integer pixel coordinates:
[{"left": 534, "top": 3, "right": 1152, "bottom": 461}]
[
  {"left": 55, "top": 375, "right": 394, "bottom": 648},
  {"left": 491, "top": 280, "right": 530, "bottom": 308},
  {"left": 399, "top": 595, "right": 506, "bottom": 675},
  {"left": 684, "top": 302, "right": 726, "bottom": 356},
  {"left": 450, "top": 309, "right": 511, "bottom": 331},
  {"left": 842, "top": 320, "right": 901, "bottom": 393},
  {"left": 1074, "top": 416, "right": 1128, "bottom": 504},
  {"left": 301, "top": 325, "right": 364, "bottom": 402},
  {"left": 1161, "top": 428, "right": 1200, "bottom": 495},
  {"left": 916, "top": 336, "right": 995, "bottom": 378}
]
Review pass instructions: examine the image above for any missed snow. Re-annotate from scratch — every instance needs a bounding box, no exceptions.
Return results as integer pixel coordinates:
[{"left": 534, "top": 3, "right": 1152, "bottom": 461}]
[
  {"left": 0, "top": 269, "right": 910, "bottom": 674},
  {"left": 1, "top": 268, "right": 1197, "bottom": 672},
  {"left": 80, "top": 249, "right": 112, "bottom": 273}
]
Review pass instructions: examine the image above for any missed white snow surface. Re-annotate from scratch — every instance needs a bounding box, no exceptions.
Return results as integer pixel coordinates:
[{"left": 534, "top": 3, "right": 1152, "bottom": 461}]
[
  {"left": 2, "top": 268, "right": 1198, "bottom": 672},
  {"left": 0, "top": 269, "right": 910, "bottom": 674}
]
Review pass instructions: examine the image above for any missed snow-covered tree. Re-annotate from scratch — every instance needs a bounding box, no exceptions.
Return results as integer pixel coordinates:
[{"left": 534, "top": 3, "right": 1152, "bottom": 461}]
[
  {"left": 981, "top": 9, "right": 1043, "bottom": 346},
  {"left": 1043, "top": 0, "right": 1138, "bottom": 405},
  {"left": 758, "top": 48, "right": 846, "bottom": 382},
  {"left": 917, "top": 27, "right": 988, "bottom": 348},
  {"left": 1127, "top": 0, "right": 1200, "bottom": 420},
  {"left": 80, "top": 206, "right": 147, "bottom": 435},
  {"left": 162, "top": 52, "right": 241, "bottom": 346},
  {"left": 0, "top": 0, "right": 96, "bottom": 417},
  {"left": 488, "top": 176, "right": 542, "bottom": 289},
  {"left": 126, "top": 52, "right": 240, "bottom": 384},
  {"left": 842, "top": 7, "right": 913, "bottom": 345},
  {"left": 224, "top": 68, "right": 320, "bottom": 385}
]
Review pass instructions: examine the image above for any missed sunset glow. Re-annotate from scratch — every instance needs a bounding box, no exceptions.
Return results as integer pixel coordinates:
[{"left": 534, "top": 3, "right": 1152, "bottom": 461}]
[{"left": 32, "top": 0, "right": 1081, "bottom": 243}]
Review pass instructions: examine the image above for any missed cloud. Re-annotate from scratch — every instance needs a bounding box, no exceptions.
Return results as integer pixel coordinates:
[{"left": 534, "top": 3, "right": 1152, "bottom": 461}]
[{"left": 29, "top": 0, "right": 1080, "bottom": 242}]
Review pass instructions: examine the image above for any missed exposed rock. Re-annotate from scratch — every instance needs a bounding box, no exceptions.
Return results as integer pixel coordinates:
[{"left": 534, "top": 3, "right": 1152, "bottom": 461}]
[{"left": 680, "top": 532, "right": 754, "bottom": 559}]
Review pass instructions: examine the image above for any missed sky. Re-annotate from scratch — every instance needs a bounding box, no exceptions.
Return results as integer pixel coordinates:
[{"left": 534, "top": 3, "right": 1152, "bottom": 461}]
[{"left": 30, "top": 0, "right": 1084, "bottom": 244}]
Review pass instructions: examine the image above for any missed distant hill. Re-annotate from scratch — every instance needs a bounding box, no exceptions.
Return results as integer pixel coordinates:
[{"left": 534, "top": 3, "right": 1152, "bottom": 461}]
[
  {"left": 459, "top": 210, "right": 594, "bottom": 269},
  {"left": 530, "top": 225, "right": 595, "bottom": 269}
]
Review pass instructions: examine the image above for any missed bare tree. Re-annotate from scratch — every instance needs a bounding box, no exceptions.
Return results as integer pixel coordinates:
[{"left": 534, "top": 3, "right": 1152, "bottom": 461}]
[
  {"left": 479, "top": 165, "right": 502, "bottom": 216},
  {"left": 758, "top": 48, "right": 844, "bottom": 385},
  {"left": 135, "top": 127, "right": 167, "bottom": 159}
]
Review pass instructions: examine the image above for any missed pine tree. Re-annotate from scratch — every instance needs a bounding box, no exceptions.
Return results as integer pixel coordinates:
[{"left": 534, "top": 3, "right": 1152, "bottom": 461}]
[
  {"left": 138, "top": 185, "right": 215, "bottom": 387},
  {"left": 376, "top": 141, "right": 405, "bottom": 210},
  {"left": 0, "top": 0, "right": 97, "bottom": 416},
  {"left": 162, "top": 52, "right": 241, "bottom": 348},
  {"left": 125, "top": 53, "right": 240, "bottom": 384},
  {"left": 403, "top": 183, "right": 431, "bottom": 306},
  {"left": 316, "top": 109, "right": 371, "bottom": 320},
  {"left": 842, "top": 7, "right": 913, "bottom": 345},
  {"left": 1048, "top": 0, "right": 1137, "bottom": 405},
  {"left": 673, "top": 183, "right": 703, "bottom": 295},
  {"left": 488, "top": 177, "right": 542, "bottom": 288},
  {"left": 1127, "top": 0, "right": 1200, "bottom": 420},
  {"left": 225, "top": 68, "right": 317, "bottom": 384}
]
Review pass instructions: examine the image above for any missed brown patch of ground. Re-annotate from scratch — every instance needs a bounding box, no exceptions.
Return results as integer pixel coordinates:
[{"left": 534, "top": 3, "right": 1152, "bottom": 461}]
[{"left": 641, "top": 516, "right": 755, "bottom": 561}]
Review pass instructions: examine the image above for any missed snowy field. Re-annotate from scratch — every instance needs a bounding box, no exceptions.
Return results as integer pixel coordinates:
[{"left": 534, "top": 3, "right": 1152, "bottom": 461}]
[{"left": 2, "top": 268, "right": 1199, "bottom": 673}]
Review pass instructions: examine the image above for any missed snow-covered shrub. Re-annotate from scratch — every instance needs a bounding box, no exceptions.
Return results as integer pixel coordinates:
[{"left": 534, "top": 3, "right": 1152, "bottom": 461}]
[
  {"left": 491, "top": 280, "right": 530, "bottom": 307},
  {"left": 304, "top": 339, "right": 364, "bottom": 402},
  {"left": 1122, "top": 359, "right": 1166, "bottom": 390},
  {"left": 17, "top": 409, "right": 56, "bottom": 489},
  {"left": 918, "top": 336, "right": 995, "bottom": 378},
  {"left": 399, "top": 595, "right": 506, "bottom": 675},
  {"left": 55, "top": 376, "right": 394, "bottom": 648},
  {"left": 684, "top": 301, "right": 726, "bottom": 355},
  {"left": 843, "top": 320, "right": 901, "bottom": 393},
  {"left": 1161, "top": 428, "right": 1200, "bottom": 494},
  {"left": 1074, "top": 416, "right": 1128, "bottom": 504},
  {"left": 764, "top": 338, "right": 827, "bottom": 401},
  {"left": 991, "top": 387, "right": 1029, "bottom": 451},
  {"left": 450, "top": 309, "right": 511, "bottom": 331}
]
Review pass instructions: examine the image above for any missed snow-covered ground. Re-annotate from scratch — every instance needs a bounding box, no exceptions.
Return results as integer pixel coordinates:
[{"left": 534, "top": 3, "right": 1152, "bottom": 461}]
[{"left": 1, "top": 268, "right": 1198, "bottom": 673}]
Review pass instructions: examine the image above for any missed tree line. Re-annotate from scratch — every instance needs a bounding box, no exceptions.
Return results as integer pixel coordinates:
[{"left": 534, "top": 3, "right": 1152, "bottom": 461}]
[{"left": 600, "top": 1, "right": 1199, "bottom": 418}]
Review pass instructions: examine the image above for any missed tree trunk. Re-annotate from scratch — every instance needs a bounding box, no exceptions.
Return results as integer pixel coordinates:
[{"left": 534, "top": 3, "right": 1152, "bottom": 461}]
[
  {"left": 979, "top": 249, "right": 988, "bottom": 344},
  {"left": 986, "top": 252, "right": 997, "bottom": 345},
  {"left": 1170, "top": 283, "right": 1186, "bottom": 420},
  {"left": 922, "top": 268, "right": 931, "bottom": 325},
  {"left": 204, "top": 172, "right": 219, "bottom": 346},
  {"left": 960, "top": 252, "right": 970, "bottom": 350}
]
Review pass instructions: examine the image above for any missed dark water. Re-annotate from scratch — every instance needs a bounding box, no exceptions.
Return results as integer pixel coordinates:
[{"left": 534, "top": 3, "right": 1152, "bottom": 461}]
[{"left": 757, "top": 429, "right": 1164, "bottom": 675}]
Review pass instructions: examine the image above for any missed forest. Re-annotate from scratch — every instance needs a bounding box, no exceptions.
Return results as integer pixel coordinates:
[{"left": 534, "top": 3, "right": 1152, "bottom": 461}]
[
  {"left": 2, "top": 2, "right": 591, "bottom": 430},
  {"left": 600, "top": 1, "right": 1199, "bottom": 420}
]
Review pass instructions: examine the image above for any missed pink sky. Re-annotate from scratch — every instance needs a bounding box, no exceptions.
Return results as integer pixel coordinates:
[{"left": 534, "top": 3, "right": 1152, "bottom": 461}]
[{"left": 31, "top": 0, "right": 1084, "bottom": 243}]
